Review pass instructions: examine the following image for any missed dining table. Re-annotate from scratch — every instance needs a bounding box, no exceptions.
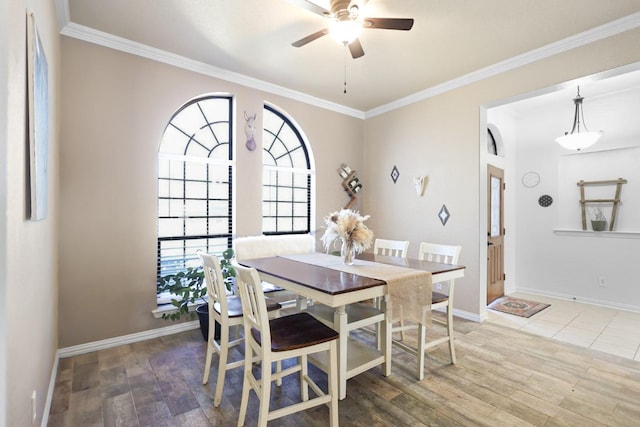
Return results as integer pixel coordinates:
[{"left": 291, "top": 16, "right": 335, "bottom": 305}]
[{"left": 239, "top": 251, "right": 465, "bottom": 399}]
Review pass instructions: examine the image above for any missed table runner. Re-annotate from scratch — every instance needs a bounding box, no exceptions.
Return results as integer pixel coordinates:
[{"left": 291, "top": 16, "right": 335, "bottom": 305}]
[{"left": 281, "top": 253, "right": 432, "bottom": 325}]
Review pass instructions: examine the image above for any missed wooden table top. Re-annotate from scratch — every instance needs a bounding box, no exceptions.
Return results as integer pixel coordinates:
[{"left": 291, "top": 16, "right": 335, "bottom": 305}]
[
  {"left": 356, "top": 253, "right": 465, "bottom": 275},
  {"left": 239, "top": 253, "right": 465, "bottom": 296},
  {"left": 240, "top": 256, "right": 385, "bottom": 295}
]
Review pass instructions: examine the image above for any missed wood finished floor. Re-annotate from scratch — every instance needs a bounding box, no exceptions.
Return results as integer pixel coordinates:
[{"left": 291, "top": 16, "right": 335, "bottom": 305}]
[{"left": 48, "top": 315, "right": 640, "bottom": 426}]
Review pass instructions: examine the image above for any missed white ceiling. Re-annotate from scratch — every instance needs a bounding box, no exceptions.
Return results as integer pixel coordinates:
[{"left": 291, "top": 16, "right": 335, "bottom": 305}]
[{"left": 60, "top": 0, "right": 640, "bottom": 115}]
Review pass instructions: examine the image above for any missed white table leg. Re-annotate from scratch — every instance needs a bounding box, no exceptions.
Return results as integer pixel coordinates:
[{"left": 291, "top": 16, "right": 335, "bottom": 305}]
[
  {"left": 382, "top": 295, "right": 391, "bottom": 377},
  {"left": 333, "top": 305, "right": 348, "bottom": 400}
]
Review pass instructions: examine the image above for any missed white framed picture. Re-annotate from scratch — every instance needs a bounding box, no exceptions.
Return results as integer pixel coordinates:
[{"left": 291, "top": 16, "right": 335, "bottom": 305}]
[{"left": 27, "top": 12, "right": 49, "bottom": 220}]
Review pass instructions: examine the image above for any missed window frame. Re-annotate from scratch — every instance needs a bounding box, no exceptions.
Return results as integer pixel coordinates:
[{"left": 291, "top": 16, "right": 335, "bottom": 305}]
[
  {"left": 157, "top": 94, "right": 234, "bottom": 283},
  {"left": 261, "top": 103, "right": 315, "bottom": 235}
]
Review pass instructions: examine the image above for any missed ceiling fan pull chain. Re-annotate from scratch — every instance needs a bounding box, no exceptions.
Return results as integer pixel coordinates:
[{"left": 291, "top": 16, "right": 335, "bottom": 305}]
[{"left": 343, "top": 48, "right": 347, "bottom": 94}]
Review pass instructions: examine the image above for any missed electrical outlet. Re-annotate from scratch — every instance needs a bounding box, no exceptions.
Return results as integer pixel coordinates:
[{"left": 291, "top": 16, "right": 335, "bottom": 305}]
[
  {"left": 598, "top": 276, "right": 606, "bottom": 287},
  {"left": 31, "top": 390, "right": 37, "bottom": 424},
  {"left": 435, "top": 283, "right": 443, "bottom": 291}
]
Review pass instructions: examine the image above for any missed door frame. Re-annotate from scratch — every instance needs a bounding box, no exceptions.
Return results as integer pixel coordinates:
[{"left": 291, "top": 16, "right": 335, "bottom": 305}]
[
  {"left": 479, "top": 109, "right": 509, "bottom": 321},
  {"left": 487, "top": 164, "right": 505, "bottom": 304}
]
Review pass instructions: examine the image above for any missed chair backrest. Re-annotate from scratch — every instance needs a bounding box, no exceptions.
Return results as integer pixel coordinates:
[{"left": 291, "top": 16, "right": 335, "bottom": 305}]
[
  {"left": 232, "top": 262, "right": 271, "bottom": 350},
  {"left": 418, "top": 242, "right": 461, "bottom": 264},
  {"left": 198, "top": 251, "right": 228, "bottom": 317},
  {"left": 234, "top": 234, "right": 315, "bottom": 260},
  {"left": 374, "top": 238, "right": 409, "bottom": 258}
]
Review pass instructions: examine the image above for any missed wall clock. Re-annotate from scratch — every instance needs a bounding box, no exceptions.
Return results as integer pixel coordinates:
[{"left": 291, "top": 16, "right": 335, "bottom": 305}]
[{"left": 521, "top": 171, "right": 540, "bottom": 188}]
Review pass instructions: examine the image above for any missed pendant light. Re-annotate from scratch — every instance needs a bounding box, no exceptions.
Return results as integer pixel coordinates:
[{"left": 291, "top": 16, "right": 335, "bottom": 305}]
[{"left": 555, "top": 86, "right": 603, "bottom": 150}]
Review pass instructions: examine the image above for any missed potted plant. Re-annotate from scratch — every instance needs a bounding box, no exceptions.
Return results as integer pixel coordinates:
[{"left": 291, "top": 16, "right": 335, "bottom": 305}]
[
  {"left": 590, "top": 207, "right": 607, "bottom": 231},
  {"left": 156, "top": 248, "right": 236, "bottom": 341}
]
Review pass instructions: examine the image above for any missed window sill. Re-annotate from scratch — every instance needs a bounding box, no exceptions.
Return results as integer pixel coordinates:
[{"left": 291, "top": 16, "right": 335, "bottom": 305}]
[
  {"left": 553, "top": 229, "right": 640, "bottom": 239},
  {"left": 153, "top": 293, "right": 207, "bottom": 319}
]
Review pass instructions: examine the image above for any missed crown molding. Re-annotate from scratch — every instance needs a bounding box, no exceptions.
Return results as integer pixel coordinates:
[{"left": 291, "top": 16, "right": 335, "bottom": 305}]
[
  {"left": 59, "top": 22, "right": 365, "bottom": 119},
  {"left": 55, "top": 0, "right": 639, "bottom": 120},
  {"left": 365, "top": 12, "right": 640, "bottom": 118}
]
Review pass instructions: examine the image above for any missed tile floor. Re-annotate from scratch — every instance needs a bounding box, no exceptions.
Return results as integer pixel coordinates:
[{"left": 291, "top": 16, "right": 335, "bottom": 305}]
[{"left": 486, "top": 292, "right": 640, "bottom": 362}]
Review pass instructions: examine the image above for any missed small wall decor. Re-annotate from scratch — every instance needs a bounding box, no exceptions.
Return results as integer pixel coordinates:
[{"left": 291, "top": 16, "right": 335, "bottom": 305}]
[
  {"left": 538, "top": 194, "right": 553, "bottom": 207},
  {"left": 244, "top": 111, "right": 256, "bottom": 151},
  {"left": 438, "top": 204, "right": 450, "bottom": 226},
  {"left": 390, "top": 165, "right": 400, "bottom": 183},
  {"left": 413, "top": 176, "right": 427, "bottom": 196},
  {"left": 577, "top": 178, "right": 627, "bottom": 231},
  {"left": 521, "top": 171, "right": 540, "bottom": 188},
  {"left": 337, "top": 163, "right": 361, "bottom": 209}
]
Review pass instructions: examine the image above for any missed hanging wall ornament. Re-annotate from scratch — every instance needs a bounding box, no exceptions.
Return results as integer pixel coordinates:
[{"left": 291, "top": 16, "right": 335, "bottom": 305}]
[
  {"left": 413, "top": 176, "right": 427, "bottom": 196},
  {"left": 390, "top": 165, "right": 400, "bottom": 183},
  {"left": 244, "top": 111, "right": 257, "bottom": 151},
  {"left": 538, "top": 195, "right": 553, "bottom": 207},
  {"left": 438, "top": 204, "right": 450, "bottom": 226}
]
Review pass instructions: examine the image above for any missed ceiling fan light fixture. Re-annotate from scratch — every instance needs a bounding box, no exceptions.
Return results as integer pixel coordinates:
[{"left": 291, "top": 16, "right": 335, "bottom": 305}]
[
  {"left": 329, "top": 17, "right": 361, "bottom": 45},
  {"left": 555, "top": 86, "right": 603, "bottom": 151}
]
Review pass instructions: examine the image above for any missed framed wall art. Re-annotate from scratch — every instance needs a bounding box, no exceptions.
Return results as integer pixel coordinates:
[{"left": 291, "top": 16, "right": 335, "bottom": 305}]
[{"left": 27, "top": 12, "right": 49, "bottom": 220}]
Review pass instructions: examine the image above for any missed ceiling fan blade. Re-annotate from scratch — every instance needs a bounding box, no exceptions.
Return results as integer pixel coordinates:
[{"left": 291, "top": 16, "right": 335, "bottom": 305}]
[
  {"left": 287, "top": 0, "right": 330, "bottom": 17},
  {"left": 364, "top": 17, "right": 414, "bottom": 30},
  {"left": 348, "top": 38, "right": 365, "bottom": 59},
  {"left": 292, "top": 29, "right": 329, "bottom": 47}
]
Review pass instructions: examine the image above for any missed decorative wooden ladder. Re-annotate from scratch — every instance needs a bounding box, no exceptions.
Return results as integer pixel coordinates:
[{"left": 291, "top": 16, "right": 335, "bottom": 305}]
[{"left": 577, "top": 178, "right": 627, "bottom": 231}]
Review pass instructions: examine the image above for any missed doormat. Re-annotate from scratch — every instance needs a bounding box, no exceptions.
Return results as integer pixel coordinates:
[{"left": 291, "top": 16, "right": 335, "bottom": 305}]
[{"left": 488, "top": 297, "right": 550, "bottom": 318}]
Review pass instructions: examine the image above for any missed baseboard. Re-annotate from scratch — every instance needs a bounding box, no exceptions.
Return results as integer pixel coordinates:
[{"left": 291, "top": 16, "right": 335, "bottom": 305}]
[
  {"left": 515, "top": 288, "right": 640, "bottom": 313},
  {"left": 452, "top": 308, "right": 482, "bottom": 323},
  {"left": 58, "top": 320, "right": 199, "bottom": 358}
]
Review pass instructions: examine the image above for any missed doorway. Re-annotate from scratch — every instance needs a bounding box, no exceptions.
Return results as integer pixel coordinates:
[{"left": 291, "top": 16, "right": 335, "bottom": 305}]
[{"left": 487, "top": 164, "right": 505, "bottom": 304}]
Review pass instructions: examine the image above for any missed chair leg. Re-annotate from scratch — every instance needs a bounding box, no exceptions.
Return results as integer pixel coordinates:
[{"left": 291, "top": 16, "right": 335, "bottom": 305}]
[
  {"left": 214, "top": 327, "right": 229, "bottom": 407},
  {"left": 258, "top": 358, "right": 272, "bottom": 427},
  {"left": 237, "top": 344, "right": 252, "bottom": 427},
  {"left": 202, "top": 338, "right": 214, "bottom": 385},
  {"left": 417, "top": 323, "right": 426, "bottom": 381},
  {"left": 328, "top": 341, "right": 339, "bottom": 427},
  {"left": 300, "top": 355, "right": 308, "bottom": 401},
  {"left": 275, "top": 361, "right": 282, "bottom": 387},
  {"left": 447, "top": 305, "right": 456, "bottom": 364}
]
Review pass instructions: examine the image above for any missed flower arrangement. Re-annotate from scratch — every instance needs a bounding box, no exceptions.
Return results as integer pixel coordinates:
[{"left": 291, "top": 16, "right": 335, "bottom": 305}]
[{"left": 321, "top": 209, "right": 374, "bottom": 263}]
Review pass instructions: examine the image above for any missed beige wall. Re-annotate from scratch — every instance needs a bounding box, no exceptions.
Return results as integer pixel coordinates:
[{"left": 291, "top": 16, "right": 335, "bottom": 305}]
[
  {"left": 1, "top": 0, "right": 60, "bottom": 425},
  {"left": 58, "top": 38, "right": 364, "bottom": 348},
  {"left": 363, "top": 28, "right": 640, "bottom": 317},
  {"left": 58, "top": 26, "right": 640, "bottom": 346}
]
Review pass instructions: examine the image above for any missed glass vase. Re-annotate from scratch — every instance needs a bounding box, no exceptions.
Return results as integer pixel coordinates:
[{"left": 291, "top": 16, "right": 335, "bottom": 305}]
[{"left": 341, "top": 239, "right": 356, "bottom": 265}]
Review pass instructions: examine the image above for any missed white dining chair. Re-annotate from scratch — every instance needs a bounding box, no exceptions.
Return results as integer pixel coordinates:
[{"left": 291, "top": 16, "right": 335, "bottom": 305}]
[
  {"left": 233, "top": 261, "right": 339, "bottom": 427},
  {"left": 416, "top": 242, "right": 461, "bottom": 377},
  {"left": 373, "top": 238, "right": 410, "bottom": 258},
  {"left": 198, "top": 251, "right": 281, "bottom": 407},
  {"left": 234, "top": 234, "right": 315, "bottom": 309}
]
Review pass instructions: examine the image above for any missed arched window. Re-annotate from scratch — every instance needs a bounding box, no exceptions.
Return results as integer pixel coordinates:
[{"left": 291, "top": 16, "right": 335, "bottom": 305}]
[
  {"left": 157, "top": 95, "right": 233, "bottom": 278},
  {"left": 262, "top": 104, "right": 314, "bottom": 234}
]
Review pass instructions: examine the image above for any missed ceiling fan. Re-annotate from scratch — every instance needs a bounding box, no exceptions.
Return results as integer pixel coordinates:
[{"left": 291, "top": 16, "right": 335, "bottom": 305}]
[{"left": 289, "top": 0, "right": 414, "bottom": 59}]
